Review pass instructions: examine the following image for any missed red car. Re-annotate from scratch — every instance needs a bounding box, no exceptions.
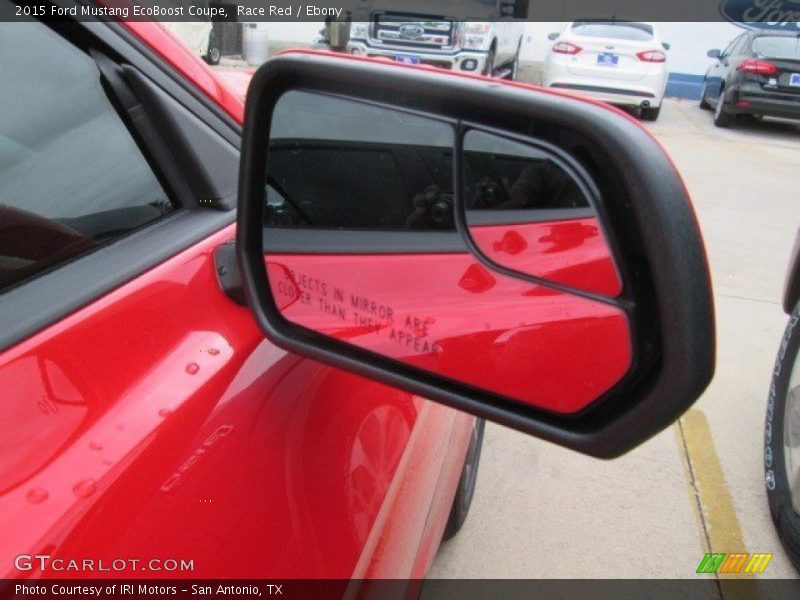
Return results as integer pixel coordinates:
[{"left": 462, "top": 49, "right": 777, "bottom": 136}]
[{"left": 0, "top": 5, "right": 714, "bottom": 582}]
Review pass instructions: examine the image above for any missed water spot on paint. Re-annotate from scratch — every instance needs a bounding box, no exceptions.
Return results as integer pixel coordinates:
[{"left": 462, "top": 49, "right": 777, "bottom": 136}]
[
  {"left": 207, "top": 348, "right": 220, "bottom": 356},
  {"left": 185, "top": 362, "right": 200, "bottom": 375},
  {"left": 26, "top": 488, "right": 49, "bottom": 504},
  {"left": 73, "top": 479, "right": 97, "bottom": 498},
  {"left": 89, "top": 441, "right": 103, "bottom": 451},
  {"left": 158, "top": 408, "right": 172, "bottom": 418}
]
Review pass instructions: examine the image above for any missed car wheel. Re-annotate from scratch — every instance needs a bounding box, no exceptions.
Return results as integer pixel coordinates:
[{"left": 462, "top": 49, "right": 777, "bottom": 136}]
[
  {"left": 442, "top": 418, "right": 486, "bottom": 542},
  {"left": 713, "top": 87, "right": 733, "bottom": 128},
  {"left": 204, "top": 31, "right": 221, "bottom": 66},
  {"left": 641, "top": 105, "right": 661, "bottom": 121},
  {"left": 483, "top": 49, "right": 496, "bottom": 77},
  {"left": 508, "top": 43, "right": 521, "bottom": 81},
  {"left": 765, "top": 303, "right": 800, "bottom": 573},
  {"left": 699, "top": 81, "right": 711, "bottom": 110}
]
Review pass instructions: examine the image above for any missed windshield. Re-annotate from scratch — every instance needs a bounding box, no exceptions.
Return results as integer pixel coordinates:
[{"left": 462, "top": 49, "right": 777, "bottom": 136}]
[
  {"left": 571, "top": 21, "right": 654, "bottom": 41},
  {"left": 753, "top": 36, "right": 800, "bottom": 60}
]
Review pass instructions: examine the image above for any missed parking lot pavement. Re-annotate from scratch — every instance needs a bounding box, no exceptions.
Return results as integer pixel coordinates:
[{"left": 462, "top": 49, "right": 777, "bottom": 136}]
[{"left": 429, "top": 99, "right": 800, "bottom": 580}]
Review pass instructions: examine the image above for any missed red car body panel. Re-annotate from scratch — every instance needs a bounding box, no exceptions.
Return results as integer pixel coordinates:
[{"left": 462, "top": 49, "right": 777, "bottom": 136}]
[
  {"left": 0, "top": 21, "right": 629, "bottom": 580},
  {"left": 0, "top": 221, "right": 469, "bottom": 578},
  {"left": 267, "top": 246, "right": 630, "bottom": 415},
  {"left": 470, "top": 219, "right": 622, "bottom": 297}
]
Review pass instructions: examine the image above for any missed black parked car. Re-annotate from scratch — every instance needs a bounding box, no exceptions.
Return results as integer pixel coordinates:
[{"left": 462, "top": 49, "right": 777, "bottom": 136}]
[{"left": 700, "top": 31, "right": 800, "bottom": 127}]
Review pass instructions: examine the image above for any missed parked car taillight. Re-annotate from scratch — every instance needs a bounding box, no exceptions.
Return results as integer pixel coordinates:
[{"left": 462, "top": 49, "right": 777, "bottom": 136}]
[
  {"left": 552, "top": 42, "right": 582, "bottom": 55},
  {"left": 737, "top": 59, "right": 779, "bottom": 76},
  {"left": 636, "top": 50, "right": 666, "bottom": 63}
]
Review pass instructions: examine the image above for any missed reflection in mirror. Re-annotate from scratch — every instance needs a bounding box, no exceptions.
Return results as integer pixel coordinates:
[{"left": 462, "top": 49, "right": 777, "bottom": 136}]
[
  {"left": 265, "top": 254, "right": 630, "bottom": 415},
  {"left": 262, "top": 96, "right": 632, "bottom": 415},
  {"left": 463, "top": 130, "right": 621, "bottom": 297},
  {"left": 266, "top": 91, "right": 455, "bottom": 230}
]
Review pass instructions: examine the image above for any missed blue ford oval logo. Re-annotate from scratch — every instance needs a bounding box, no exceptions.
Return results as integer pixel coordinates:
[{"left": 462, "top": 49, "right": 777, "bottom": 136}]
[
  {"left": 720, "top": 0, "right": 800, "bottom": 31},
  {"left": 399, "top": 23, "right": 425, "bottom": 39}
]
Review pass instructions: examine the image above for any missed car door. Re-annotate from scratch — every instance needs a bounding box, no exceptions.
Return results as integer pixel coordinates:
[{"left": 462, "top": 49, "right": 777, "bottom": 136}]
[
  {"left": 0, "top": 10, "right": 467, "bottom": 579},
  {"left": 708, "top": 34, "right": 744, "bottom": 97},
  {"left": 722, "top": 34, "right": 752, "bottom": 88}
]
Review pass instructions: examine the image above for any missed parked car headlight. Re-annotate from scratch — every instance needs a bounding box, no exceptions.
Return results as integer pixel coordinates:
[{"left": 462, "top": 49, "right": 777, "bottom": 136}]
[
  {"left": 460, "top": 23, "right": 491, "bottom": 49},
  {"left": 350, "top": 22, "right": 369, "bottom": 40}
]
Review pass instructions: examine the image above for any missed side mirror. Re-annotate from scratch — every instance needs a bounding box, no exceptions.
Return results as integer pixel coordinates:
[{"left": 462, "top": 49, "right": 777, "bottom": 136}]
[
  {"left": 707, "top": 48, "right": 721, "bottom": 59},
  {"left": 662, "top": 42, "right": 671, "bottom": 51},
  {"left": 548, "top": 32, "right": 560, "bottom": 41},
  {"left": 237, "top": 52, "right": 715, "bottom": 458}
]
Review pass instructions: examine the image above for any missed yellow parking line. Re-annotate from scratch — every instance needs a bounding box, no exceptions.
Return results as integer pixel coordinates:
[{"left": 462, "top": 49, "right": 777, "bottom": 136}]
[{"left": 677, "top": 409, "right": 762, "bottom": 600}]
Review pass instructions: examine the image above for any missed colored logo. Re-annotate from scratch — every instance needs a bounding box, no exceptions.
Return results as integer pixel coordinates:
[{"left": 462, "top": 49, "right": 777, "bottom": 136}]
[
  {"left": 720, "top": 0, "right": 800, "bottom": 31},
  {"left": 696, "top": 552, "right": 773, "bottom": 574}
]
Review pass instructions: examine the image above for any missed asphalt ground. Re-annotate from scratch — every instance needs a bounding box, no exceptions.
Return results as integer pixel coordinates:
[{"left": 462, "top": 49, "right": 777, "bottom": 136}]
[{"left": 429, "top": 99, "right": 800, "bottom": 582}]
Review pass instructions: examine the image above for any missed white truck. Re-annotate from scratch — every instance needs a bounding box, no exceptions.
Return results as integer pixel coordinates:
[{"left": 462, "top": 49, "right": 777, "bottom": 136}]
[{"left": 346, "top": 0, "right": 527, "bottom": 79}]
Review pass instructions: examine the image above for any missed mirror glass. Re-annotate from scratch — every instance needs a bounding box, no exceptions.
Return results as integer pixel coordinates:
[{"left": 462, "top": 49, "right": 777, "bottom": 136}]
[
  {"left": 266, "top": 90, "right": 454, "bottom": 230},
  {"left": 463, "top": 130, "right": 621, "bottom": 297},
  {"left": 263, "top": 93, "right": 631, "bottom": 415}
]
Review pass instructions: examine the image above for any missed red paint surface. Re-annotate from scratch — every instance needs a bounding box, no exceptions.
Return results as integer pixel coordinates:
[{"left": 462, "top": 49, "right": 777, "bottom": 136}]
[
  {"left": 469, "top": 217, "right": 623, "bottom": 297},
  {"left": 267, "top": 252, "right": 631, "bottom": 414},
  {"left": 0, "top": 225, "right": 468, "bottom": 579}
]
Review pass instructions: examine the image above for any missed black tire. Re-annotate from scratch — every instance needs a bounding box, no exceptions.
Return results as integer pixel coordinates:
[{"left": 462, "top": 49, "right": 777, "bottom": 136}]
[
  {"left": 442, "top": 418, "right": 486, "bottom": 542},
  {"left": 508, "top": 42, "right": 521, "bottom": 81},
  {"left": 699, "top": 81, "right": 711, "bottom": 110},
  {"left": 204, "top": 31, "right": 221, "bottom": 66},
  {"left": 641, "top": 105, "right": 661, "bottom": 121},
  {"left": 483, "top": 49, "right": 496, "bottom": 77},
  {"left": 765, "top": 302, "right": 800, "bottom": 573},
  {"left": 714, "top": 87, "right": 734, "bottom": 128}
]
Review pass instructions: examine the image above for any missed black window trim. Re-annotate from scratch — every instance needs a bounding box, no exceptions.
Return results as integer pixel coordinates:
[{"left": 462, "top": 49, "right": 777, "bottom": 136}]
[{"left": 0, "top": 9, "right": 239, "bottom": 352}]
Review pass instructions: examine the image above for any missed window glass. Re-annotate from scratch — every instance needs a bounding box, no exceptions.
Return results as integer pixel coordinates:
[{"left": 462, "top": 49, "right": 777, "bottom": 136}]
[
  {"left": 571, "top": 22, "right": 654, "bottom": 41},
  {"left": 0, "top": 21, "right": 175, "bottom": 292},
  {"left": 266, "top": 91, "right": 455, "bottom": 230},
  {"left": 731, "top": 35, "right": 749, "bottom": 56},
  {"left": 754, "top": 36, "right": 800, "bottom": 60},
  {"left": 722, "top": 35, "right": 743, "bottom": 57}
]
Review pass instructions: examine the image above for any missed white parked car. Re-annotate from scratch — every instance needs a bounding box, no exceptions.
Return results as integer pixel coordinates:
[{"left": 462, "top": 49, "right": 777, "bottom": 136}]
[{"left": 543, "top": 21, "right": 670, "bottom": 120}]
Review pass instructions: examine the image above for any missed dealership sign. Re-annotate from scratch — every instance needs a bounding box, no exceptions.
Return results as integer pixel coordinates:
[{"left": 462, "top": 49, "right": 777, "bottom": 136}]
[{"left": 721, "top": 0, "right": 800, "bottom": 30}]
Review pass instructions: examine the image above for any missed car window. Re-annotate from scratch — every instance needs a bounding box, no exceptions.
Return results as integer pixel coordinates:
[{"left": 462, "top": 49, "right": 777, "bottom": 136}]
[
  {"left": 731, "top": 35, "right": 750, "bottom": 56},
  {"left": 571, "top": 21, "right": 654, "bottom": 41},
  {"left": 754, "top": 36, "right": 800, "bottom": 60},
  {"left": 722, "top": 35, "right": 744, "bottom": 57},
  {"left": 0, "top": 20, "right": 176, "bottom": 292}
]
